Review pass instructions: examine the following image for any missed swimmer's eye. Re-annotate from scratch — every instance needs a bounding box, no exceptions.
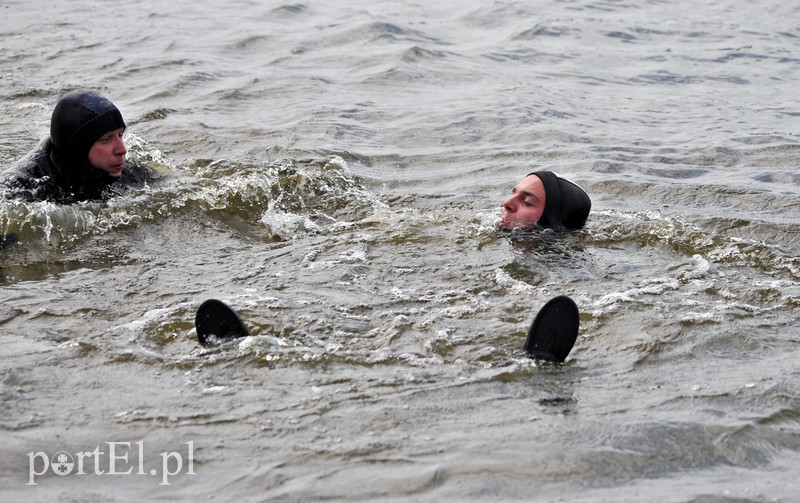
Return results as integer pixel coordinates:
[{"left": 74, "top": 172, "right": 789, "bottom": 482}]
[{"left": 97, "top": 130, "right": 125, "bottom": 143}]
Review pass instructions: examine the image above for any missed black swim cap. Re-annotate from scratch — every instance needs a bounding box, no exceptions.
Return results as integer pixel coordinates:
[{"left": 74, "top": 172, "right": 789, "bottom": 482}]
[
  {"left": 528, "top": 171, "right": 591, "bottom": 229},
  {"left": 50, "top": 90, "right": 126, "bottom": 169}
]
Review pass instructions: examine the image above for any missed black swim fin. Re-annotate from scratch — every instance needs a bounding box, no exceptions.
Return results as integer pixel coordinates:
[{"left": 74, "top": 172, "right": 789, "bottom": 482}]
[
  {"left": 523, "top": 295, "right": 579, "bottom": 362},
  {"left": 195, "top": 299, "right": 249, "bottom": 346}
]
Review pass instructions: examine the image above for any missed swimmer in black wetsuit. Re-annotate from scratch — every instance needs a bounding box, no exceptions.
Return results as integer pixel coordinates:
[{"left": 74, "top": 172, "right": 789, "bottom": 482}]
[
  {"left": 192, "top": 173, "right": 592, "bottom": 360},
  {"left": 498, "top": 171, "right": 591, "bottom": 231},
  {"left": 490, "top": 171, "right": 591, "bottom": 359},
  {"left": 1, "top": 90, "right": 156, "bottom": 204}
]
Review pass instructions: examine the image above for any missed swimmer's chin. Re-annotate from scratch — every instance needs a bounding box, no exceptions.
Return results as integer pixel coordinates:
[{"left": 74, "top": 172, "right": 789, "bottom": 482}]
[
  {"left": 496, "top": 219, "right": 542, "bottom": 236},
  {"left": 496, "top": 218, "right": 513, "bottom": 231},
  {"left": 107, "top": 164, "right": 125, "bottom": 177},
  {"left": 497, "top": 219, "right": 530, "bottom": 231}
]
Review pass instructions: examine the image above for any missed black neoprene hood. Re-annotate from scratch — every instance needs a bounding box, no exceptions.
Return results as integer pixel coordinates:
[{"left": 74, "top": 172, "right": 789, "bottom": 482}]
[
  {"left": 528, "top": 170, "right": 591, "bottom": 229},
  {"left": 49, "top": 90, "right": 126, "bottom": 169}
]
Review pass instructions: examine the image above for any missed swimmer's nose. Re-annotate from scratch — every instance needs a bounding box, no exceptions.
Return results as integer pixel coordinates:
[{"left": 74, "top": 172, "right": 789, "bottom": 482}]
[
  {"left": 114, "top": 137, "right": 127, "bottom": 156},
  {"left": 503, "top": 196, "right": 516, "bottom": 212}
]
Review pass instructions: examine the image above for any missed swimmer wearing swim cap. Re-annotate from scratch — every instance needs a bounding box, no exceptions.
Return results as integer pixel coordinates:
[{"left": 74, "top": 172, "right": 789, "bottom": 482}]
[
  {"left": 1, "top": 90, "right": 155, "bottom": 203},
  {"left": 499, "top": 171, "right": 591, "bottom": 231}
]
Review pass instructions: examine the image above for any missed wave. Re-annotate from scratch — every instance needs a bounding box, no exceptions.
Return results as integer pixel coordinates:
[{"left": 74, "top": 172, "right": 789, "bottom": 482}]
[{"left": 0, "top": 136, "right": 386, "bottom": 250}]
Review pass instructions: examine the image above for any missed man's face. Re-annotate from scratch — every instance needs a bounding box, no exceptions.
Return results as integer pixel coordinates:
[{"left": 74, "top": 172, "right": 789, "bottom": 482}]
[
  {"left": 499, "top": 174, "right": 546, "bottom": 230},
  {"left": 87, "top": 127, "right": 127, "bottom": 177}
]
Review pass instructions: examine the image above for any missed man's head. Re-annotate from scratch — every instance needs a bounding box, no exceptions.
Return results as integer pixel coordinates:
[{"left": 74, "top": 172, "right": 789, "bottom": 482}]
[
  {"left": 50, "top": 90, "right": 127, "bottom": 177},
  {"left": 499, "top": 171, "right": 591, "bottom": 231}
]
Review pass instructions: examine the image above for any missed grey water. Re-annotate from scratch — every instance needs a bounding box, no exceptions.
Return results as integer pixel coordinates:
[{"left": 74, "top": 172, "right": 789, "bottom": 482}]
[{"left": 1, "top": 0, "right": 799, "bottom": 501}]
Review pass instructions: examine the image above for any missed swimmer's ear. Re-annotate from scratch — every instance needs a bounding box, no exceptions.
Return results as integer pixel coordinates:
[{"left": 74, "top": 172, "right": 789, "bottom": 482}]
[
  {"left": 195, "top": 299, "right": 249, "bottom": 346},
  {"left": 523, "top": 295, "right": 579, "bottom": 362}
]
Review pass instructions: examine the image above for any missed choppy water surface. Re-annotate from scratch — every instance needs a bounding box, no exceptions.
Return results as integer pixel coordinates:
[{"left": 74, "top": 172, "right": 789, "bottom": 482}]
[{"left": 1, "top": 0, "right": 799, "bottom": 501}]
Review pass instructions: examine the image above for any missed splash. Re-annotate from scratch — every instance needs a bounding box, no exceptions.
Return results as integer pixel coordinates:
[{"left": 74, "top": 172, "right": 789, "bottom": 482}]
[
  {"left": 591, "top": 209, "right": 800, "bottom": 281},
  {"left": 1, "top": 152, "right": 386, "bottom": 248}
]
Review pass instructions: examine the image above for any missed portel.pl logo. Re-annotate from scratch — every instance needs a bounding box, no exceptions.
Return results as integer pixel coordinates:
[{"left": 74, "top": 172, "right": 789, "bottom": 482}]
[{"left": 27, "top": 441, "right": 195, "bottom": 486}]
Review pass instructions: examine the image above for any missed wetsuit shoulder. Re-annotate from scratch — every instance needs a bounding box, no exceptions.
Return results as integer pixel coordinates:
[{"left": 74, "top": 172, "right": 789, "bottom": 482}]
[{"left": 1, "top": 139, "right": 70, "bottom": 202}]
